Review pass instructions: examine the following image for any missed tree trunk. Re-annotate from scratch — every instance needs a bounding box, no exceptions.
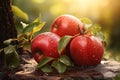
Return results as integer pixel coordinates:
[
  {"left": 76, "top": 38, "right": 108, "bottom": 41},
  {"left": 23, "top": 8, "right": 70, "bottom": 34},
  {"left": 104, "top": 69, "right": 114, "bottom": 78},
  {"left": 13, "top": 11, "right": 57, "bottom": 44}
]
[{"left": 0, "top": 0, "right": 17, "bottom": 68}]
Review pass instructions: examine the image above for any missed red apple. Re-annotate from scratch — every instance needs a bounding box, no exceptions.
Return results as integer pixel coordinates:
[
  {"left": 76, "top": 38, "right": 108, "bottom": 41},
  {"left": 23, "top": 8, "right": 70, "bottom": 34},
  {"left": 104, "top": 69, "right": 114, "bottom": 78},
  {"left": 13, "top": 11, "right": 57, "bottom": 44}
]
[
  {"left": 51, "top": 14, "right": 84, "bottom": 37},
  {"left": 31, "top": 32, "right": 61, "bottom": 63},
  {"left": 70, "top": 35, "right": 104, "bottom": 66}
]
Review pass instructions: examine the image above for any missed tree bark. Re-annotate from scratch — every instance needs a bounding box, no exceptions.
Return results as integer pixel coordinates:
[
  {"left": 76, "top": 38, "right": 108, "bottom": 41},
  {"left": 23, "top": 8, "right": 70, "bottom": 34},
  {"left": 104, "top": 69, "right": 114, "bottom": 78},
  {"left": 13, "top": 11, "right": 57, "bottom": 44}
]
[{"left": 0, "top": 0, "right": 17, "bottom": 68}]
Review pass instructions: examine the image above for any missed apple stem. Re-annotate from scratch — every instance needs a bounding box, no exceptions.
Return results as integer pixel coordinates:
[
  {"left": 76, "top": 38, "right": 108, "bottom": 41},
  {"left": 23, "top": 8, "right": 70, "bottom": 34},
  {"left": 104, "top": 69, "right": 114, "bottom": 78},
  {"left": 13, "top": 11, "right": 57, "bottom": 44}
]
[
  {"left": 78, "top": 25, "right": 84, "bottom": 35},
  {"left": 71, "top": 25, "right": 84, "bottom": 39}
]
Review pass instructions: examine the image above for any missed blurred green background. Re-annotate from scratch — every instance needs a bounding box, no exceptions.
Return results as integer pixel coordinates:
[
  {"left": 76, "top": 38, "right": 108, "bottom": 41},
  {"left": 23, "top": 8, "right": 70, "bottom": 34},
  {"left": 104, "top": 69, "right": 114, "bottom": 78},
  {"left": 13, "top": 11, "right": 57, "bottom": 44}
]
[{"left": 12, "top": 0, "right": 120, "bottom": 60}]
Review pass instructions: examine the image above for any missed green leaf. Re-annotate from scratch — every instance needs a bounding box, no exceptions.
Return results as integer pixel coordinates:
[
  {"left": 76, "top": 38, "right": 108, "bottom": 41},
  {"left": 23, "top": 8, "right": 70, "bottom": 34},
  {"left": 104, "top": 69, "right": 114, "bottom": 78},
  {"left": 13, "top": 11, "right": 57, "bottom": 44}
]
[
  {"left": 52, "top": 61, "right": 66, "bottom": 74},
  {"left": 81, "top": 18, "right": 105, "bottom": 42},
  {"left": 32, "top": 22, "right": 46, "bottom": 34},
  {"left": 58, "top": 36, "right": 72, "bottom": 54},
  {"left": 3, "top": 39, "right": 17, "bottom": 45},
  {"left": 59, "top": 55, "right": 73, "bottom": 66},
  {"left": 33, "top": 17, "right": 41, "bottom": 23},
  {"left": 41, "top": 64, "right": 53, "bottom": 73},
  {"left": 37, "top": 57, "right": 53, "bottom": 69},
  {"left": 12, "top": 5, "right": 28, "bottom": 21},
  {"left": 89, "top": 24, "right": 104, "bottom": 41},
  {"left": 33, "top": 14, "right": 42, "bottom": 23},
  {"left": 80, "top": 17, "right": 93, "bottom": 31},
  {"left": 96, "top": 31, "right": 105, "bottom": 42},
  {"left": 4, "top": 39, "right": 13, "bottom": 45},
  {"left": 17, "top": 33, "right": 27, "bottom": 40},
  {"left": 89, "top": 24, "right": 102, "bottom": 35},
  {"left": 22, "top": 22, "right": 40, "bottom": 33},
  {"left": 4, "top": 45, "right": 19, "bottom": 69},
  {"left": 80, "top": 17, "right": 93, "bottom": 24},
  {"left": 28, "top": 22, "right": 45, "bottom": 41}
]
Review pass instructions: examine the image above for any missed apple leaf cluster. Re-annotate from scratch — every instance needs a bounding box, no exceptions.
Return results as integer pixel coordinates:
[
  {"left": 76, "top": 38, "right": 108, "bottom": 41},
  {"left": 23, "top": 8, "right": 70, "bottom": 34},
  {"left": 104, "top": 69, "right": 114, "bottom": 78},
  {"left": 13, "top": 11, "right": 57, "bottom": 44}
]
[
  {"left": 0, "top": 17, "right": 45, "bottom": 70},
  {"left": 0, "top": 45, "right": 19, "bottom": 69},
  {"left": 37, "top": 55, "right": 73, "bottom": 74},
  {"left": 80, "top": 18, "right": 105, "bottom": 42}
]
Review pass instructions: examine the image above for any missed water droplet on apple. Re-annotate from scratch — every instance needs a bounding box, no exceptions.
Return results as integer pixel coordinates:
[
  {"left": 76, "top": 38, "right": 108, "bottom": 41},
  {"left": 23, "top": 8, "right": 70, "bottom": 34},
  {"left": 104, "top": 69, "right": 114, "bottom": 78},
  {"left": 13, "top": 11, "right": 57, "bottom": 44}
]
[
  {"left": 92, "top": 55, "right": 95, "bottom": 58},
  {"left": 93, "top": 46, "right": 96, "bottom": 49},
  {"left": 50, "top": 40, "right": 54, "bottom": 44},
  {"left": 95, "top": 58, "right": 98, "bottom": 61}
]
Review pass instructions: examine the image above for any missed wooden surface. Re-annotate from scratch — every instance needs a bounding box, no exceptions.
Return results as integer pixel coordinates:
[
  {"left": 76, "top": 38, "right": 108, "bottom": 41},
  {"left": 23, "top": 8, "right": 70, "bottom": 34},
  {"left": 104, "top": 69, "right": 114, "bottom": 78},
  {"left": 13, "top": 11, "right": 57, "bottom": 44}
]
[{"left": 6, "top": 54, "right": 120, "bottom": 80}]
